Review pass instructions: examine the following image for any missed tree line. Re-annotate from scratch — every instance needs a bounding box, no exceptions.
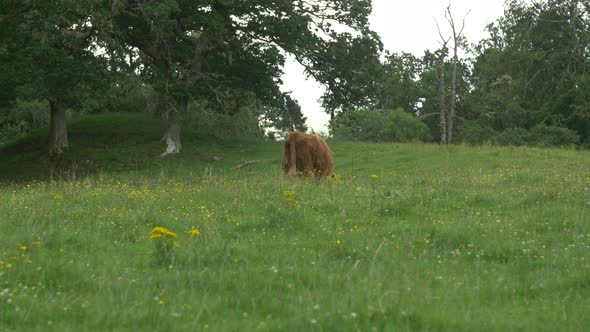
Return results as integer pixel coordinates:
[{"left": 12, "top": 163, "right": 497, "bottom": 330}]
[
  {"left": 1, "top": 0, "right": 589, "bottom": 156},
  {"left": 333, "top": 0, "right": 590, "bottom": 148},
  {"left": 0, "top": 0, "right": 380, "bottom": 156}
]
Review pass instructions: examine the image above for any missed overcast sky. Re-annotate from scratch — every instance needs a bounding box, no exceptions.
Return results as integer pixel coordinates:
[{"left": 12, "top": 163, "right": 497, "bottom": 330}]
[{"left": 280, "top": 0, "right": 507, "bottom": 133}]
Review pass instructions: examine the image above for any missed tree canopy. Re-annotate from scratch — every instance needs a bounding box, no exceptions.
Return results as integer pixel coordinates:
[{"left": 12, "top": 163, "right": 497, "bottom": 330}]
[
  {"left": 2, "top": 0, "right": 589, "bottom": 151},
  {"left": 1, "top": 0, "right": 382, "bottom": 153}
]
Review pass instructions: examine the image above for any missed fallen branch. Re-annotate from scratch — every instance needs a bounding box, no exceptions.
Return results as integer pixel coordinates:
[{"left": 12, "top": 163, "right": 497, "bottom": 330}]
[{"left": 233, "top": 160, "right": 258, "bottom": 169}]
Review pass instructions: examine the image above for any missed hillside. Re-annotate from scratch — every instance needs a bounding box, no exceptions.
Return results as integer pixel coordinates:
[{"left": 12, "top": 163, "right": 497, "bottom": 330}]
[
  {"left": 0, "top": 113, "right": 277, "bottom": 183},
  {"left": 1, "top": 114, "right": 589, "bottom": 331}
]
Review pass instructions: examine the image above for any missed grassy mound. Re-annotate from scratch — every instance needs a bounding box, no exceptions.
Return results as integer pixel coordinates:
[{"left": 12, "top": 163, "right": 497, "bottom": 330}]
[{"left": 0, "top": 113, "right": 274, "bottom": 182}]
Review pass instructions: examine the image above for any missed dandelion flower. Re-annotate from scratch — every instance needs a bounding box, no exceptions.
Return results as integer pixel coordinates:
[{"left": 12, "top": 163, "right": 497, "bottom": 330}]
[
  {"left": 188, "top": 229, "right": 201, "bottom": 237},
  {"left": 370, "top": 174, "right": 379, "bottom": 180}
]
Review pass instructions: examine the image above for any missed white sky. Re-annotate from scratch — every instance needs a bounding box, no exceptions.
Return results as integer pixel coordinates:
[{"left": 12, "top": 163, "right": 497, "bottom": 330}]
[{"left": 280, "top": 0, "right": 507, "bottom": 133}]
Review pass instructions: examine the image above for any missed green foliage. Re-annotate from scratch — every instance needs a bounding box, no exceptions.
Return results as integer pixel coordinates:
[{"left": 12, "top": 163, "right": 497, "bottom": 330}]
[
  {"left": 493, "top": 127, "right": 530, "bottom": 146},
  {"left": 182, "top": 102, "right": 264, "bottom": 142},
  {"left": 1, "top": 0, "right": 382, "bottom": 153},
  {"left": 312, "top": 32, "right": 384, "bottom": 113},
  {"left": 467, "top": 0, "right": 590, "bottom": 145},
  {"left": 0, "top": 100, "right": 48, "bottom": 146},
  {"left": 455, "top": 120, "right": 497, "bottom": 145},
  {"left": 268, "top": 95, "right": 308, "bottom": 133},
  {"left": 85, "top": 76, "right": 156, "bottom": 115},
  {"left": 0, "top": 0, "right": 110, "bottom": 106},
  {"left": 104, "top": 0, "right": 382, "bottom": 126},
  {"left": 527, "top": 124, "right": 580, "bottom": 147},
  {"left": 458, "top": 123, "right": 580, "bottom": 148},
  {"left": 377, "top": 52, "right": 422, "bottom": 114},
  {"left": 384, "top": 109, "right": 432, "bottom": 142},
  {"left": 1, "top": 115, "right": 589, "bottom": 330},
  {"left": 333, "top": 108, "right": 430, "bottom": 142}
]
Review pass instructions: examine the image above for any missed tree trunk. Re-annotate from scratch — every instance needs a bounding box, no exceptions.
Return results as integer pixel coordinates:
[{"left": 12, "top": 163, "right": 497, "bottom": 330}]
[
  {"left": 448, "top": 50, "right": 458, "bottom": 144},
  {"left": 328, "top": 109, "right": 336, "bottom": 135},
  {"left": 437, "top": 49, "right": 448, "bottom": 145},
  {"left": 569, "top": 0, "right": 579, "bottom": 75},
  {"left": 160, "top": 118, "right": 182, "bottom": 157},
  {"left": 49, "top": 100, "right": 68, "bottom": 157},
  {"left": 444, "top": 4, "right": 469, "bottom": 144},
  {"left": 156, "top": 93, "right": 182, "bottom": 157}
]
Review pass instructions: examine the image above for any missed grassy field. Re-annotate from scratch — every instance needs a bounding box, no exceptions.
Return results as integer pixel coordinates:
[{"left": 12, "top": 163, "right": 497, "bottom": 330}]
[{"left": 1, "top": 114, "right": 589, "bottom": 331}]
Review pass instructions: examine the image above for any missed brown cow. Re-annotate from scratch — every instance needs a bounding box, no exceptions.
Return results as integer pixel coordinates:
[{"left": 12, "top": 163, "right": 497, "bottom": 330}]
[{"left": 282, "top": 132, "right": 335, "bottom": 178}]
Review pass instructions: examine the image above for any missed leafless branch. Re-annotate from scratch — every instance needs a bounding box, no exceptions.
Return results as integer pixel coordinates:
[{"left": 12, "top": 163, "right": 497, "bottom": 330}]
[{"left": 434, "top": 18, "right": 451, "bottom": 47}]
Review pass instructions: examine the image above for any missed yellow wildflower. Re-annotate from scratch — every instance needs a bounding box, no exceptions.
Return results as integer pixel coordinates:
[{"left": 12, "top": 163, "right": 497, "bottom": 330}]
[
  {"left": 370, "top": 174, "right": 379, "bottom": 180},
  {"left": 283, "top": 190, "right": 298, "bottom": 207},
  {"left": 18, "top": 244, "right": 28, "bottom": 251},
  {"left": 32, "top": 241, "right": 45, "bottom": 247},
  {"left": 50, "top": 193, "right": 63, "bottom": 200},
  {"left": 150, "top": 227, "right": 177, "bottom": 239},
  {"left": 6, "top": 263, "right": 13, "bottom": 269},
  {"left": 188, "top": 229, "right": 201, "bottom": 237}
]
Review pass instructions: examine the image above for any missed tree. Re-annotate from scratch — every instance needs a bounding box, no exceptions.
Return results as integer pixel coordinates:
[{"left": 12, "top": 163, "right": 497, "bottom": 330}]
[
  {"left": 434, "top": 3, "right": 469, "bottom": 144},
  {"left": 467, "top": 0, "right": 590, "bottom": 145},
  {"left": 0, "top": 0, "right": 110, "bottom": 156},
  {"left": 266, "top": 94, "right": 308, "bottom": 133},
  {"left": 414, "top": 48, "right": 470, "bottom": 143},
  {"left": 377, "top": 52, "right": 422, "bottom": 115},
  {"left": 332, "top": 108, "right": 430, "bottom": 142},
  {"left": 434, "top": 45, "right": 449, "bottom": 144},
  {"left": 102, "top": 0, "right": 382, "bottom": 154}
]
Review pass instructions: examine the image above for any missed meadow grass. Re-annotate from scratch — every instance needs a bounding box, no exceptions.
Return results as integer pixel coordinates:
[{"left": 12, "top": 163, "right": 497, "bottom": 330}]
[{"left": 1, "top": 115, "right": 589, "bottom": 331}]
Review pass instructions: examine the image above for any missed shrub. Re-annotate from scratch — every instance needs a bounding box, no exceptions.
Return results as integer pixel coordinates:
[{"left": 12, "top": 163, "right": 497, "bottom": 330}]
[
  {"left": 332, "top": 108, "right": 430, "bottom": 142},
  {"left": 528, "top": 124, "right": 579, "bottom": 147},
  {"left": 183, "top": 102, "right": 264, "bottom": 141},
  {"left": 494, "top": 127, "right": 529, "bottom": 146},
  {"left": 384, "top": 109, "right": 431, "bottom": 142},
  {"left": 489, "top": 125, "right": 579, "bottom": 147},
  {"left": 0, "top": 99, "right": 48, "bottom": 145},
  {"left": 456, "top": 121, "right": 497, "bottom": 145}
]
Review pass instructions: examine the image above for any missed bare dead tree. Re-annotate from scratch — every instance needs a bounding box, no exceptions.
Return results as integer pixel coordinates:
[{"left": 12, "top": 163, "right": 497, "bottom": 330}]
[
  {"left": 434, "top": 3, "right": 469, "bottom": 145},
  {"left": 444, "top": 4, "right": 470, "bottom": 144},
  {"left": 435, "top": 19, "right": 450, "bottom": 145},
  {"left": 568, "top": 0, "right": 580, "bottom": 75}
]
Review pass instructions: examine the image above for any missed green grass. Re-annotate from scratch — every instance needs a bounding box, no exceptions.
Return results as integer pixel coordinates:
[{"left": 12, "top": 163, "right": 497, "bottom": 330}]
[{"left": 1, "top": 114, "right": 589, "bottom": 331}]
